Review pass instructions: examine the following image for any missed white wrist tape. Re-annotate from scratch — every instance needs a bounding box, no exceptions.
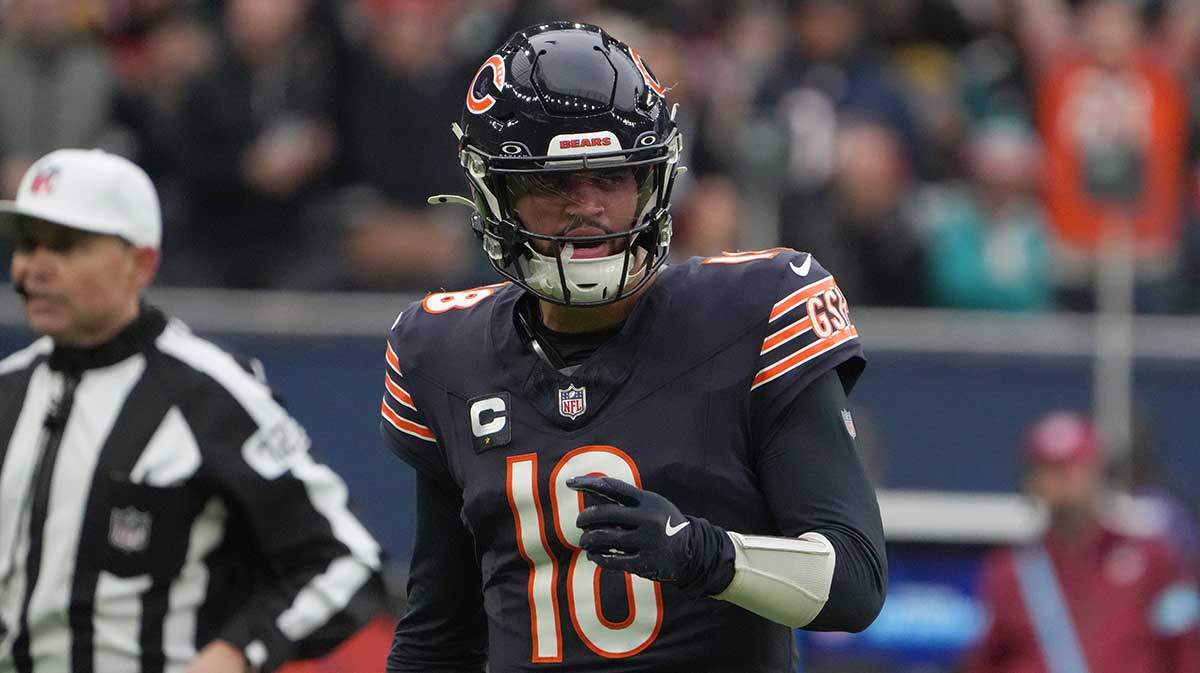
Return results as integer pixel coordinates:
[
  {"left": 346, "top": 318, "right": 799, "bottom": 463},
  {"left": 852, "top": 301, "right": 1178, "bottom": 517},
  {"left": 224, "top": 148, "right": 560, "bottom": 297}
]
[{"left": 713, "top": 531, "right": 836, "bottom": 628}]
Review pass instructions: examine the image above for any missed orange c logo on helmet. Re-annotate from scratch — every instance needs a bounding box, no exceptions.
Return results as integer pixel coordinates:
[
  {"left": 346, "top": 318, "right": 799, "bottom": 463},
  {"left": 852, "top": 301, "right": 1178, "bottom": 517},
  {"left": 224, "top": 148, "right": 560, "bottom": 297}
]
[
  {"left": 467, "top": 54, "right": 506, "bottom": 114},
  {"left": 629, "top": 47, "right": 665, "bottom": 97}
]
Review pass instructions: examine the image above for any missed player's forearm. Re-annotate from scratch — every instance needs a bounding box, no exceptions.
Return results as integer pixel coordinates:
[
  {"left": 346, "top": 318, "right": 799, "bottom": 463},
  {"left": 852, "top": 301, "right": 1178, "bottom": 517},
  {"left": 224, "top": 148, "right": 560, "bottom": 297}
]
[
  {"left": 574, "top": 367, "right": 887, "bottom": 631},
  {"left": 802, "top": 525, "right": 886, "bottom": 631},
  {"left": 388, "top": 588, "right": 487, "bottom": 673},
  {"left": 710, "top": 522, "right": 884, "bottom": 631},
  {"left": 388, "top": 473, "right": 488, "bottom": 673},
  {"left": 748, "top": 369, "right": 888, "bottom": 631},
  {"left": 712, "top": 530, "right": 836, "bottom": 628}
]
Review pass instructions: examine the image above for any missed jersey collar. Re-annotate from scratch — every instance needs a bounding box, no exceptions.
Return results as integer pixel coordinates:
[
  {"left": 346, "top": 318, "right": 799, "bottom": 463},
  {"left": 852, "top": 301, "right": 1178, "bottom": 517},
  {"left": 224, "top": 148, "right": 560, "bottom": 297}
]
[
  {"left": 490, "top": 281, "right": 670, "bottom": 429},
  {"left": 48, "top": 304, "right": 167, "bottom": 373}
]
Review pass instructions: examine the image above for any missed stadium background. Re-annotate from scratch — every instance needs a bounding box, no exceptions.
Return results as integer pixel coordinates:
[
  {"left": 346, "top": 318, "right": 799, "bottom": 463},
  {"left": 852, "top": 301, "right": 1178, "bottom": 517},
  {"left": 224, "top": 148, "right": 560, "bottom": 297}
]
[{"left": 3, "top": 0, "right": 1200, "bottom": 670}]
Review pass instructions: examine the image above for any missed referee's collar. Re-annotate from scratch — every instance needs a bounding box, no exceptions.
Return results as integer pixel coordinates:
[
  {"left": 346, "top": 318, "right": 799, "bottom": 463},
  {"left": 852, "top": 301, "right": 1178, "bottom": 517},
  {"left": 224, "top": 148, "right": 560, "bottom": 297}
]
[{"left": 49, "top": 304, "right": 168, "bottom": 372}]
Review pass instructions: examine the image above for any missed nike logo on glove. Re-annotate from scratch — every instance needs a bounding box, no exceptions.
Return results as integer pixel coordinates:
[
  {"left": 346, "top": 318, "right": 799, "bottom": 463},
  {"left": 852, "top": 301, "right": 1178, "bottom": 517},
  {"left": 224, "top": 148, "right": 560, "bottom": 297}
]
[
  {"left": 790, "top": 254, "right": 812, "bottom": 277},
  {"left": 665, "top": 517, "right": 691, "bottom": 537}
]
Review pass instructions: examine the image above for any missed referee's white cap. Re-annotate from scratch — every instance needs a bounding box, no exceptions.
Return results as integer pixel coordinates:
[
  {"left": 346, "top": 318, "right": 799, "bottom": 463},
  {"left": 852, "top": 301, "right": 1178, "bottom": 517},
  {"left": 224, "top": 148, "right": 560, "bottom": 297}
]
[{"left": 0, "top": 148, "right": 161, "bottom": 249}]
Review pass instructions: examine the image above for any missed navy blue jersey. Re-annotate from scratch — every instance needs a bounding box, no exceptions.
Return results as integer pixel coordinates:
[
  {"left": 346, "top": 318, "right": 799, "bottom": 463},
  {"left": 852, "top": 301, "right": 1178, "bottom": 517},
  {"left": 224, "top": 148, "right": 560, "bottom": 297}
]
[{"left": 381, "top": 249, "right": 866, "bottom": 672}]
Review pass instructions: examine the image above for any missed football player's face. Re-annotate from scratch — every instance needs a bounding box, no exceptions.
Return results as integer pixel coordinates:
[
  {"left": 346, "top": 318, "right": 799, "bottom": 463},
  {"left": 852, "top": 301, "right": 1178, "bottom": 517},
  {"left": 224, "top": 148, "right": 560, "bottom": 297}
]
[
  {"left": 511, "top": 168, "right": 641, "bottom": 260},
  {"left": 10, "top": 219, "right": 155, "bottom": 347}
]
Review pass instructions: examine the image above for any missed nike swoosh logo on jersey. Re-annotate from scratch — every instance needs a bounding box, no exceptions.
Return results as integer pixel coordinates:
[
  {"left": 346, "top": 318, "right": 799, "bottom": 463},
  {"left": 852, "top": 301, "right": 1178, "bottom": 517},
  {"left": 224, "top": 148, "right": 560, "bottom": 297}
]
[
  {"left": 790, "top": 254, "right": 812, "bottom": 277},
  {"left": 665, "top": 517, "right": 691, "bottom": 537}
]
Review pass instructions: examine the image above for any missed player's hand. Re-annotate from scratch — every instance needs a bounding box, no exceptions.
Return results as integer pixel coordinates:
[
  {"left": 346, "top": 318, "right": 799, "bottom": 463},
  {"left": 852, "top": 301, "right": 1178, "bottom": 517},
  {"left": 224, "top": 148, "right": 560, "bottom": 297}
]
[
  {"left": 184, "top": 639, "right": 251, "bottom": 673},
  {"left": 568, "top": 475, "right": 721, "bottom": 590}
]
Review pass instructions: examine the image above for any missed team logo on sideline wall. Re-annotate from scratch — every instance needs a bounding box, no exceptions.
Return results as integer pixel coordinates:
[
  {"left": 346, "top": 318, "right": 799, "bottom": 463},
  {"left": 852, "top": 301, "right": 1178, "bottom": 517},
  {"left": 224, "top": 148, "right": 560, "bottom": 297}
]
[
  {"left": 109, "top": 507, "right": 152, "bottom": 553},
  {"left": 558, "top": 385, "right": 587, "bottom": 420}
]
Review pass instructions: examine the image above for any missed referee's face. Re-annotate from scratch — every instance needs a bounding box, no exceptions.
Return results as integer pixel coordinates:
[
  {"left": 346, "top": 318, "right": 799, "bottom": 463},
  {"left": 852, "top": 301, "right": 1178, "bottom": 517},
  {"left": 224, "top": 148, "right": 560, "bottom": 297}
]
[{"left": 10, "top": 218, "right": 158, "bottom": 347}]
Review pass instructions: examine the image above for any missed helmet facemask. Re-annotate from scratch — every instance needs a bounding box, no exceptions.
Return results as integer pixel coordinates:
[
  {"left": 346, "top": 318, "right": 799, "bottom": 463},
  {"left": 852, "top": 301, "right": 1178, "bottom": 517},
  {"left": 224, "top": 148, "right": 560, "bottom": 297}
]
[{"left": 466, "top": 129, "right": 682, "bottom": 306}]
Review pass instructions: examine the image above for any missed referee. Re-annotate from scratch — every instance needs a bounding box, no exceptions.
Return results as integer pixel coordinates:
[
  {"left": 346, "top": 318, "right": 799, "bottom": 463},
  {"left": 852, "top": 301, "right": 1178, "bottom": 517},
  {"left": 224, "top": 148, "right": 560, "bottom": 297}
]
[{"left": 0, "top": 149, "right": 385, "bottom": 673}]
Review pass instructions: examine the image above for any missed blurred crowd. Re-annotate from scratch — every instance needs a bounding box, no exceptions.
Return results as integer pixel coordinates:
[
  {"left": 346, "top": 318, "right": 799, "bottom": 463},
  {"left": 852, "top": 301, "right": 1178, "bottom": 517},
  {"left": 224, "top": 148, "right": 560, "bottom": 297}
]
[{"left": 5, "top": 0, "right": 1200, "bottom": 312}]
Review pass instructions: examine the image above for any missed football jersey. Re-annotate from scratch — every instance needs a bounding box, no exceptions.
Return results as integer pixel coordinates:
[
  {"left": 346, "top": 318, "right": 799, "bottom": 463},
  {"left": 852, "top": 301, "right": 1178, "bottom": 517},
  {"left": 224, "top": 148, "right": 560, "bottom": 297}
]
[{"left": 381, "top": 249, "right": 864, "bottom": 673}]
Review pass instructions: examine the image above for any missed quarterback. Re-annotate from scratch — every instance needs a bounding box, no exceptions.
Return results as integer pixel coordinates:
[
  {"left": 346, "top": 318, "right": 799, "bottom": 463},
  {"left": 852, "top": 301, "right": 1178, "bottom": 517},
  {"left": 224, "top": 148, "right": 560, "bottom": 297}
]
[{"left": 381, "top": 22, "right": 886, "bottom": 673}]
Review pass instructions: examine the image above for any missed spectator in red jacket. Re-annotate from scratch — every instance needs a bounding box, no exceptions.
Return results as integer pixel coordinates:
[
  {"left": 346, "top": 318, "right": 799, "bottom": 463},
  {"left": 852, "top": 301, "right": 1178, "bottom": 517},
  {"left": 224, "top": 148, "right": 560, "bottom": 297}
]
[
  {"left": 1017, "top": 0, "right": 1200, "bottom": 311},
  {"left": 966, "top": 411, "right": 1200, "bottom": 673}
]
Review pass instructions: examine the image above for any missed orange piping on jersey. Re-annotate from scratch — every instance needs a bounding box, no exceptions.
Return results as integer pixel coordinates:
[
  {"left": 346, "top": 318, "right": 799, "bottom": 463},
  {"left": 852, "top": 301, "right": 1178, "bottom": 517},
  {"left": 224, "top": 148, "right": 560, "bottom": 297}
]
[
  {"left": 384, "top": 374, "right": 416, "bottom": 410},
  {"left": 769, "top": 276, "right": 837, "bottom": 322},
  {"left": 549, "top": 447, "right": 643, "bottom": 549},
  {"left": 380, "top": 400, "right": 436, "bottom": 441},
  {"left": 761, "top": 316, "right": 813, "bottom": 355},
  {"left": 385, "top": 342, "right": 401, "bottom": 375},
  {"left": 751, "top": 326, "right": 859, "bottom": 390},
  {"left": 589, "top": 565, "right": 639, "bottom": 630},
  {"left": 549, "top": 446, "right": 663, "bottom": 659}
]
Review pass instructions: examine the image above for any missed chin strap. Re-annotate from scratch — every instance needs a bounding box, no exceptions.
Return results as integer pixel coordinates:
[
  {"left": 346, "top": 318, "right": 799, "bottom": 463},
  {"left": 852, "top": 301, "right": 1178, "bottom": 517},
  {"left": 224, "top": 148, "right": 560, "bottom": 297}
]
[{"left": 713, "top": 531, "right": 836, "bottom": 628}]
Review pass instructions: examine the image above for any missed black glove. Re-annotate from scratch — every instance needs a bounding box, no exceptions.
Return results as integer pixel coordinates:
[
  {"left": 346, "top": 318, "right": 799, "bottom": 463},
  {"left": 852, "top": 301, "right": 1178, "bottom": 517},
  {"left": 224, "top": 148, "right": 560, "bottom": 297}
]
[{"left": 567, "top": 475, "right": 735, "bottom": 596}]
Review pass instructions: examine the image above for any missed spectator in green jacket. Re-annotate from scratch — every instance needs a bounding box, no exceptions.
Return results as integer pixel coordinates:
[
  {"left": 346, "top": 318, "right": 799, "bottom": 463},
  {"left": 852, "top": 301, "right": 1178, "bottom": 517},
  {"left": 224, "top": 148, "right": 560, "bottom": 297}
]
[{"left": 925, "top": 120, "right": 1051, "bottom": 311}]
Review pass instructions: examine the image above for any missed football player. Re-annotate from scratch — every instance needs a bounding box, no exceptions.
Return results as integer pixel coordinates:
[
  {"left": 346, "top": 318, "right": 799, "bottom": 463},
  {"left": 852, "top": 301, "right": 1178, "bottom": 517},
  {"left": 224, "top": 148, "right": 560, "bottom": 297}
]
[{"left": 381, "top": 22, "right": 886, "bottom": 673}]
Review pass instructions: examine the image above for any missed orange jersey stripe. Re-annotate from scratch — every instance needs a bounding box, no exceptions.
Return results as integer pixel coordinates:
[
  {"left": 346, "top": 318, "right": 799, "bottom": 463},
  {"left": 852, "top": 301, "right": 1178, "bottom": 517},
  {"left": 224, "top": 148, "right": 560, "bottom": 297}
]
[
  {"left": 761, "top": 316, "right": 813, "bottom": 355},
  {"left": 384, "top": 374, "right": 416, "bottom": 410},
  {"left": 381, "top": 400, "right": 435, "bottom": 442},
  {"left": 385, "top": 342, "right": 401, "bottom": 374},
  {"left": 751, "top": 326, "right": 859, "bottom": 390},
  {"left": 769, "top": 276, "right": 836, "bottom": 323}
]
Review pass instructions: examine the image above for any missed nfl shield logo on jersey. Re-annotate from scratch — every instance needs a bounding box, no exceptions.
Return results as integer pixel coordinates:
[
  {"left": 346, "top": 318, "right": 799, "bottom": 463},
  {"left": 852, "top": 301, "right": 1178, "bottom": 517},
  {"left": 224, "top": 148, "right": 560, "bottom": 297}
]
[
  {"left": 109, "top": 506, "right": 152, "bottom": 553},
  {"left": 558, "top": 384, "right": 587, "bottom": 420},
  {"left": 841, "top": 408, "right": 857, "bottom": 439}
]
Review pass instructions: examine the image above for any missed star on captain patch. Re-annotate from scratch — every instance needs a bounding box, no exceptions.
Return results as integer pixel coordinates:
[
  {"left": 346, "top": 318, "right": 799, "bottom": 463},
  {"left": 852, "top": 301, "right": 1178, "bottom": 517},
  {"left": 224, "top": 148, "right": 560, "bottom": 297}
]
[{"left": 841, "top": 409, "right": 857, "bottom": 439}]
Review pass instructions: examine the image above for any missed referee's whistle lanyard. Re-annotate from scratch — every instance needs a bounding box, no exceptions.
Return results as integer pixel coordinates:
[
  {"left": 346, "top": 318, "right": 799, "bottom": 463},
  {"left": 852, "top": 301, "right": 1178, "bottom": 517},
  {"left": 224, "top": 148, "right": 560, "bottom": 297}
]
[{"left": 0, "top": 370, "right": 81, "bottom": 643}]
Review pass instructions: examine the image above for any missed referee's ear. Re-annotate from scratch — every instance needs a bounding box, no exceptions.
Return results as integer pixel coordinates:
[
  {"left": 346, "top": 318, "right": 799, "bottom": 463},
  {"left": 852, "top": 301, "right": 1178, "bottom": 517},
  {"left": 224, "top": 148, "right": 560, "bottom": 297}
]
[{"left": 131, "top": 246, "right": 160, "bottom": 290}]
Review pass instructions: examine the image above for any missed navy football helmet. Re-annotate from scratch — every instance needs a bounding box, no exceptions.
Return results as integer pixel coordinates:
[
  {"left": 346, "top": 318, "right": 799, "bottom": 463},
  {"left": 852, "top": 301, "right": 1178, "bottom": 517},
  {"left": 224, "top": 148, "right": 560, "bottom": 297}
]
[{"left": 431, "top": 22, "right": 683, "bottom": 306}]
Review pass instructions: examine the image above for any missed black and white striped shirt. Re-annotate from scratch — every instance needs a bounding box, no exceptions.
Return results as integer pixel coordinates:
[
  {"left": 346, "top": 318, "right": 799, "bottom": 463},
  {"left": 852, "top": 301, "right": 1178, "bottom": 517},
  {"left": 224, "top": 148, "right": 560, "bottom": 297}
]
[{"left": 0, "top": 307, "right": 384, "bottom": 673}]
